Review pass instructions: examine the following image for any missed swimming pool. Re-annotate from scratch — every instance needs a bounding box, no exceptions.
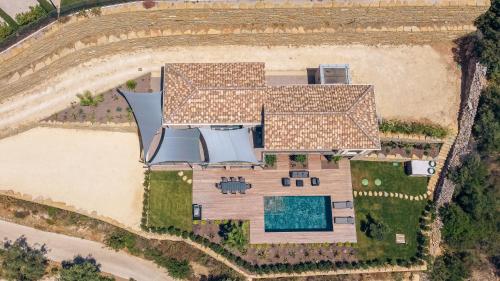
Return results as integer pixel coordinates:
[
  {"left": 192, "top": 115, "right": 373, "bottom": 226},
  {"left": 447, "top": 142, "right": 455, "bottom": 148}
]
[{"left": 264, "top": 196, "right": 333, "bottom": 232}]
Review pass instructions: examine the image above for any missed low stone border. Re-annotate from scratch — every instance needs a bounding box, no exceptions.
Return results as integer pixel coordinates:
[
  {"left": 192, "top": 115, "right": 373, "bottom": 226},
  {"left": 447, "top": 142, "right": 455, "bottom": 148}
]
[{"left": 354, "top": 190, "right": 429, "bottom": 201}]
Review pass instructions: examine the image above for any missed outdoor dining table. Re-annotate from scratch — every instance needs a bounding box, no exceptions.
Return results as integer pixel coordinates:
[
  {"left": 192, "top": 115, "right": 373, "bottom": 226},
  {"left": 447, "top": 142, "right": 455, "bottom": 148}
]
[{"left": 220, "top": 181, "right": 247, "bottom": 194}]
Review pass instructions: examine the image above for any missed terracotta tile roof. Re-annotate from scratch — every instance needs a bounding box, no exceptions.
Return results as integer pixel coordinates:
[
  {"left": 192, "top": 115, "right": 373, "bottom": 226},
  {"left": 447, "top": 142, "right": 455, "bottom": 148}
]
[
  {"left": 162, "top": 62, "right": 380, "bottom": 151},
  {"left": 264, "top": 85, "right": 380, "bottom": 150},
  {"left": 163, "top": 63, "right": 265, "bottom": 124}
]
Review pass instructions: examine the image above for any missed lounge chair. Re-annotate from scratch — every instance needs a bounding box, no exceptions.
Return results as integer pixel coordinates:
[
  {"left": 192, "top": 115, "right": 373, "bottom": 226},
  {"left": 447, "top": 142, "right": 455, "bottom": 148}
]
[
  {"left": 311, "top": 177, "right": 320, "bottom": 186},
  {"left": 246, "top": 183, "right": 252, "bottom": 189},
  {"left": 192, "top": 204, "right": 202, "bottom": 220},
  {"left": 230, "top": 190, "right": 237, "bottom": 194},
  {"left": 281, "top": 177, "right": 291, "bottom": 187},
  {"left": 221, "top": 177, "right": 228, "bottom": 182},
  {"left": 222, "top": 190, "right": 228, "bottom": 194},
  {"left": 239, "top": 189, "right": 246, "bottom": 194},
  {"left": 296, "top": 179, "right": 304, "bottom": 187},
  {"left": 332, "top": 201, "right": 353, "bottom": 209},
  {"left": 215, "top": 183, "right": 221, "bottom": 189},
  {"left": 334, "top": 216, "right": 355, "bottom": 224},
  {"left": 238, "top": 176, "right": 245, "bottom": 182},
  {"left": 230, "top": 177, "right": 237, "bottom": 182}
]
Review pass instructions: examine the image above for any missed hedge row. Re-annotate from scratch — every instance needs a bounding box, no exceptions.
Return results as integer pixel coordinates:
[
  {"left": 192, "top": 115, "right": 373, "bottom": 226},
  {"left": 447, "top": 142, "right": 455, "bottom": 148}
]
[{"left": 379, "top": 120, "right": 449, "bottom": 138}]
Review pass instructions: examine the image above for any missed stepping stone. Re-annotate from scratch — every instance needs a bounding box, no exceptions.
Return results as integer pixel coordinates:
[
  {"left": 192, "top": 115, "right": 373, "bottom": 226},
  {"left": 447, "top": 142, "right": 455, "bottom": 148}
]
[
  {"left": 419, "top": 195, "right": 423, "bottom": 200},
  {"left": 384, "top": 192, "right": 388, "bottom": 197},
  {"left": 404, "top": 194, "right": 409, "bottom": 199},
  {"left": 390, "top": 192, "right": 394, "bottom": 197},
  {"left": 399, "top": 194, "right": 404, "bottom": 199},
  {"left": 427, "top": 190, "right": 432, "bottom": 196},
  {"left": 363, "top": 191, "right": 368, "bottom": 196},
  {"left": 353, "top": 191, "right": 358, "bottom": 197},
  {"left": 182, "top": 175, "right": 188, "bottom": 181},
  {"left": 415, "top": 196, "right": 420, "bottom": 201},
  {"left": 410, "top": 196, "right": 414, "bottom": 200},
  {"left": 187, "top": 179, "right": 192, "bottom": 184},
  {"left": 368, "top": 191, "right": 372, "bottom": 196},
  {"left": 423, "top": 193, "right": 428, "bottom": 198},
  {"left": 392, "top": 162, "right": 399, "bottom": 166},
  {"left": 178, "top": 171, "right": 184, "bottom": 176},
  {"left": 378, "top": 191, "right": 383, "bottom": 196},
  {"left": 374, "top": 179, "right": 382, "bottom": 186}
]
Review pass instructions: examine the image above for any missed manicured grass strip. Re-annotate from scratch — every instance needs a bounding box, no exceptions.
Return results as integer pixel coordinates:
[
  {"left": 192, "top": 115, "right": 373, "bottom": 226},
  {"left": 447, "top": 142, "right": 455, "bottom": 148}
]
[
  {"left": 0, "top": 8, "right": 18, "bottom": 27},
  {"left": 148, "top": 171, "right": 193, "bottom": 232},
  {"left": 354, "top": 196, "right": 426, "bottom": 261},
  {"left": 37, "top": 0, "right": 56, "bottom": 12},
  {"left": 350, "top": 161, "right": 428, "bottom": 196}
]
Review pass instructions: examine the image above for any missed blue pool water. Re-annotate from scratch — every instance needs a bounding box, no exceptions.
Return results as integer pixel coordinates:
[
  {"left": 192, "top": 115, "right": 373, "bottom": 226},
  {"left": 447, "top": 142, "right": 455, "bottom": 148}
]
[{"left": 264, "top": 196, "right": 333, "bottom": 232}]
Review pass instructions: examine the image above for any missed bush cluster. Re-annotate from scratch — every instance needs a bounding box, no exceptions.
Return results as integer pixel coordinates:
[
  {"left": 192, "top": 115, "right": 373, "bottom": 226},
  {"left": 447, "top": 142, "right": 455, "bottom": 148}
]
[
  {"left": 0, "top": 22, "right": 14, "bottom": 40},
  {"left": 15, "top": 5, "right": 47, "bottom": 26},
  {"left": 379, "top": 120, "right": 448, "bottom": 138}
]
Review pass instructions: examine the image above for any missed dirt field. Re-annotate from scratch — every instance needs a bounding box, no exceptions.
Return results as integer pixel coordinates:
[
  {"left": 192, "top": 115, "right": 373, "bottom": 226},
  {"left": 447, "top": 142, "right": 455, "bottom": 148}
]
[
  {"left": 0, "top": 44, "right": 461, "bottom": 137},
  {"left": 0, "top": 127, "right": 145, "bottom": 229}
]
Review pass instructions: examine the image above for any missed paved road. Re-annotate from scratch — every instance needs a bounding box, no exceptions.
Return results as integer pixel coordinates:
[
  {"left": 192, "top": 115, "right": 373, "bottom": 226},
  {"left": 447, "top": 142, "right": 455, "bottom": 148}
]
[{"left": 0, "top": 220, "right": 174, "bottom": 281}]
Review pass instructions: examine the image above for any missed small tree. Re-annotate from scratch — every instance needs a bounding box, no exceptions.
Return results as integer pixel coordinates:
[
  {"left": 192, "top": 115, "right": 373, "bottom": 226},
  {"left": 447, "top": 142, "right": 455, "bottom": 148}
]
[
  {"left": 2, "top": 236, "right": 48, "bottom": 281},
  {"left": 361, "top": 214, "right": 390, "bottom": 241},
  {"left": 125, "top": 80, "right": 137, "bottom": 91},
  {"left": 60, "top": 255, "right": 114, "bottom": 281}
]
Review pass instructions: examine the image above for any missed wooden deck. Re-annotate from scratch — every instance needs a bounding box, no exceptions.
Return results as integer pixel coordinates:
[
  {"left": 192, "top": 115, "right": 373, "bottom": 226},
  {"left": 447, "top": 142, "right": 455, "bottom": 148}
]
[{"left": 192, "top": 159, "right": 356, "bottom": 244}]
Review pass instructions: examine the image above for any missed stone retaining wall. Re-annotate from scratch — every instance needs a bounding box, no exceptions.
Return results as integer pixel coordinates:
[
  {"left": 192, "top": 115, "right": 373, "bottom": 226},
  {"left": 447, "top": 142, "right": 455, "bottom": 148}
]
[
  {"left": 435, "top": 61, "right": 487, "bottom": 207},
  {"left": 429, "top": 60, "right": 487, "bottom": 256}
]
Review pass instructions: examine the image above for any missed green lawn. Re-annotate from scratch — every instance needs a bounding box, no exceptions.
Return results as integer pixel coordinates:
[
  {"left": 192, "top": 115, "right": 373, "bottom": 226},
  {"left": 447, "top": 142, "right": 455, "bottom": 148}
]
[
  {"left": 148, "top": 171, "right": 193, "bottom": 232},
  {"left": 354, "top": 196, "right": 426, "bottom": 261},
  {"left": 350, "top": 161, "right": 428, "bottom": 196}
]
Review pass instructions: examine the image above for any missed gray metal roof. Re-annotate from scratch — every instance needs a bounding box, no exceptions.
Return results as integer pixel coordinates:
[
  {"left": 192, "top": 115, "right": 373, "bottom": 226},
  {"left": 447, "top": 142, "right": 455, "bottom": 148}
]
[
  {"left": 149, "top": 128, "right": 202, "bottom": 164},
  {"left": 199, "top": 128, "right": 258, "bottom": 164},
  {"left": 118, "top": 90, "right": 162, "bottom": 160}
]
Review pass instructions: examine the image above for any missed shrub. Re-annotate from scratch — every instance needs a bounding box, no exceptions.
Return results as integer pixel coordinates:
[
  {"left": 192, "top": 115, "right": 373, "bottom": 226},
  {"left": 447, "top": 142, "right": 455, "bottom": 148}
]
[
  {"left": 264, "top": 154, "right": 276, "bottom": 167},
  {"left": 104, "top": 230, "right": 137, "bottom": 252},
  {"left": 90, "top": 7, "right": 101, "bottom": 16},
  {"left": 37, "top": 0, "right": 55, "bottom": 12},
  {"left": 76, "top": 10, "right": 88, "bottom": 18},
  {"left": 325, "top": 155, "right": 342, "bottom": 163},
  {"left": 15, "top": 5, "right": 47, "bottom": 26},
  {"left": 76, "top": 91, "right": 104, "bottom": 106},
  {"left": 126, "top": 79, "right": 137, "bottom": 91},
  {"left": 144, "top": 248, "right": 192, "bottom": 279},
  {"left": 291, "top": 154, "right": 307, "bottom": 164},
  {"left": 379, "top": 119, "right": 448, "bottom": 138},
  {"left": 0, "top": 22, "right": 14, "bottom": 40},
  {"left": 14, "top": 210, "right": 30, "bottom": 218}
]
